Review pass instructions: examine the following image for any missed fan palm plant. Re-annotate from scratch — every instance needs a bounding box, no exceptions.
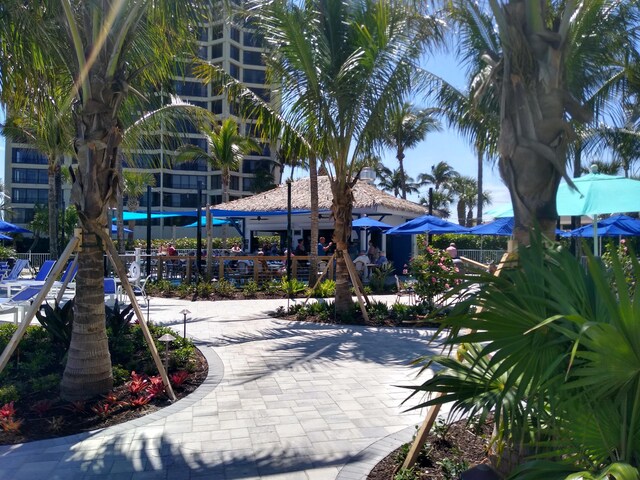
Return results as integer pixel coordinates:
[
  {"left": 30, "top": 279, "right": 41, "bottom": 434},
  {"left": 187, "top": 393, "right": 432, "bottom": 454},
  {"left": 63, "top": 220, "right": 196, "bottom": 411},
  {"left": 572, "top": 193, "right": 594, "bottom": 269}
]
[
  {"left": 406, "top": 235, "right": 640, "bottom": 478},
  {"left": 0, "top": 0, "right": 213, "bottom": 400}
]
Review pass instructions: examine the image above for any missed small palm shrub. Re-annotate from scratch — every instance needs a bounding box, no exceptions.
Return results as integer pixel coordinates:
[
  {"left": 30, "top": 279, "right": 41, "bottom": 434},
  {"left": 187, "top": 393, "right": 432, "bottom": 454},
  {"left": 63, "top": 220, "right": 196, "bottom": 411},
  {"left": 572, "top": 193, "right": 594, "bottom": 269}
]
[
  {"left": 312, "top": 279, "right": 335, "bottom": 298},
  {"left": 281, "top": 277, "right": 308, "bottom": 297},
  {"left": 243, "top": 279, "right": 259, "bottom": 298},
  {"left": 406, "top": 235, "right": 640, "bottom": 479},
  {"left": 369, "top": 262, "right": 394, "bottom": 293}
]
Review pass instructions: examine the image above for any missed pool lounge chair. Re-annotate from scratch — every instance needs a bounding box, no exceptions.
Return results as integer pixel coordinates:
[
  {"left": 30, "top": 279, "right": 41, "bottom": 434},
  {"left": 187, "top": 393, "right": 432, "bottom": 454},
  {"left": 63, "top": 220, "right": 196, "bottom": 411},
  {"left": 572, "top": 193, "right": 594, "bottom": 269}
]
[
  {"left": 0, "top": 259, "right": 63, "bottom": 296},
  {"left": 0, "top": 285, "right": 50, "bottom": 324},
  {"left": 0, "top": 259, "right": 29, "bottom": 283}
]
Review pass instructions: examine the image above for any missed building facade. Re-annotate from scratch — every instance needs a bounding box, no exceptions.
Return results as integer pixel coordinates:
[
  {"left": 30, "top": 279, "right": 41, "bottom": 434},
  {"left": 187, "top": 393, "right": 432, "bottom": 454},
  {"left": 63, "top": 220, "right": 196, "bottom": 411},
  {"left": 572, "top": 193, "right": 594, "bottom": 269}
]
[{"left": 3, "top": 14, "right": 279, "bottom": 239}]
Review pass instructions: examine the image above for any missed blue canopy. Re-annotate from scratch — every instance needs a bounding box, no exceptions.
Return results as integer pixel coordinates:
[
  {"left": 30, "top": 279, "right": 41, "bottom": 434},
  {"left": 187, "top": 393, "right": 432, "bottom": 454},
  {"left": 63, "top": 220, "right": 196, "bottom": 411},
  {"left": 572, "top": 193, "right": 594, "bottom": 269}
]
[
  {"left": 386, "top": 215, "right": 469, "bottom": 235},
  {"left": 352, "top": 217, "right": 393, "bottom": 229},
  {"left": 0, "top": 220, "right": 31, "bottom": 234},
  {"left": 113, "top": 211, "right": 192, "bottom": 222},
  {"left": 468, "top": 217, "right": 514, "bottom": 236},
  {"left": 111, "top": 224, "right": 133, "bottom": 234},
  {"left": 0, "top": 233, "right": 12, "bottom": 241},
  {"left": 567, "top": 215, "right": 640, "bottom": 238},
  {"left": 184, "top": 217, "right": 231, "bottom": 228}
]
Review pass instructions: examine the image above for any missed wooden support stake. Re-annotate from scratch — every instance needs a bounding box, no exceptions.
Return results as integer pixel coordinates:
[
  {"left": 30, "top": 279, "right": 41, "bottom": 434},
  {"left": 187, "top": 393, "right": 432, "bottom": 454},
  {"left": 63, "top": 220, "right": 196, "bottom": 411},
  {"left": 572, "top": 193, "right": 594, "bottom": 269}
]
[
  {"left": 100, "top": 233, "right": 177, "bottom": 402},
  {"left": 0, "top": 235, "right": 80, "bottom": 375},
  {"left": 402, "top": 251, "right": 515, "bottom": 470},
  {"left": 341, "top": 250, "right": 370, "bottom": 323},
  {"left": 303, "top": 253, "right": 336, "bottom": 305}
]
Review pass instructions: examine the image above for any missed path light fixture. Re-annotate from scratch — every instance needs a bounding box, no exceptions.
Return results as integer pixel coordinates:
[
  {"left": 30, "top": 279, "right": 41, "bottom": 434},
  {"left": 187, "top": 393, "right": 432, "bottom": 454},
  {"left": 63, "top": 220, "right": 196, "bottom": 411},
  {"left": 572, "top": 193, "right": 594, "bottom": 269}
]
[
  {"left": 180, "top": 309, "right": 191, "bottom": 338},
  {"left": 158, "top": 333, "right": 176, "bottom": 371}
]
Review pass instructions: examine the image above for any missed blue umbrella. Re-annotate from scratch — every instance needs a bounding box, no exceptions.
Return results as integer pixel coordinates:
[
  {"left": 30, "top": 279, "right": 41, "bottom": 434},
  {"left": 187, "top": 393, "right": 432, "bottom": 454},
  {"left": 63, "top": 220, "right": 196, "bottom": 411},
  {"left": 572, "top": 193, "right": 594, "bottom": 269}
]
[
  {"left": 386, "top": 215, "right": 469, "bottom": 235},
  {"left": 468, "top": 217, "right": 514, "bottom": 236},
  {"left": 0, "top": 220, "right": 31, "bottom": 234},
  {"left": 0, "top": 233, "right": 12, "bottom": 241},
  {"left": 567, "top": 215, "right": 640, "bottom": 238},
  {"left": 352, "top": 217, "right": 393, "bottom": 229}
]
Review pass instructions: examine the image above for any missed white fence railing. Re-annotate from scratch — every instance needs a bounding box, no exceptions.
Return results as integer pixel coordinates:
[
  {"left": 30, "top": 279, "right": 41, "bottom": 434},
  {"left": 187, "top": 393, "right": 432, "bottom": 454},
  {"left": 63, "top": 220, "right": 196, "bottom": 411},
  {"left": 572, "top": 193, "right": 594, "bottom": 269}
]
[{"left": 458, "top": 249, "right": 506, "bottom": 265}]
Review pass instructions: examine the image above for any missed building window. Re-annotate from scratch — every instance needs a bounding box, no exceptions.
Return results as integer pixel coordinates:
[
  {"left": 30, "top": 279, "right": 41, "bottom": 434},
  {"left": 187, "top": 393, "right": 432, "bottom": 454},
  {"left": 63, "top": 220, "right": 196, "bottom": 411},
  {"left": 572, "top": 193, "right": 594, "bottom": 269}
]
[
  {"left": 163, "top": 192, "right": 200, "bottom": 208},
  {"left": 174, "top": 80, "right": 206, "bottom": 97},
  {"left": 212, "top": 100, "right": 223, "bottom": 114},
  {"left": 12, "top": 188, "right": 48, "bottom": 204},
  {"left": 12, "top": 168, "right": 48, "bottom": 185},
  {"left": 211, "top": 175, "right": 222, "bottom": 190},
  {"left": 11, "top": 148, "right": 48, "bottom": 165},
  {"left": 139, "top": 191, "right": 160, "bottom": 207},
  {"left": 197, "top": 26, "right": 208, "bottom": 42},
  {"left": 230, "top": 45, "right": 240, "bottom": 61},
  {"left": 242, "top": 177, "right": 254, "bottom": 192},
  {"left": 163, "top": 174, "right": 207, "bottom": 189},
  {"left": 243, "top": 31, "right": 263, "bottom": 47},
  {"left": 229, "top": 176, "right": 239, "bottom": 191},
  {"left": 211, "top": 43, "right": 223, "bottom": 59},
  {"left": 229, "top": 63, "right": 240, "bottom": 80},
  {"left": 174, "top": 157, "right": 208, "bottom": 172},
  {"left": 243, "top": 50, "right": 264, "bottom": 66},
  {"left": 230, "top": 27, "right": 240, "bottom": 42},
  {"left": 197, "top": 45, "right": 208, "bottom": 60},
  {"left": 212, "top": 23, "right": 223, "bottom": 40},
  {"left": 12, "top": 208, "right": 35, "bottom": 224},
  {"left": 243, "top": 69, "right": 266, "bottom": 85},
  {"left": 209, "top": 194, "right": 222, "bottom": 205}
]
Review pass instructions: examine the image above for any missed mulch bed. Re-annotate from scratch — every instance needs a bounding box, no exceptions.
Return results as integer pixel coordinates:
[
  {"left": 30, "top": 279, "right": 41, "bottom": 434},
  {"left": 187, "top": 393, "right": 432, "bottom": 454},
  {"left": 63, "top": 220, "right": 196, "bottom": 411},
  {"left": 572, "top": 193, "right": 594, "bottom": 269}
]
[
  {"left": 367, "top": 417, "right": 492, "bottom": 479},
  {"left": 0, "top": 347, "right": 208, "bottom": 445}
]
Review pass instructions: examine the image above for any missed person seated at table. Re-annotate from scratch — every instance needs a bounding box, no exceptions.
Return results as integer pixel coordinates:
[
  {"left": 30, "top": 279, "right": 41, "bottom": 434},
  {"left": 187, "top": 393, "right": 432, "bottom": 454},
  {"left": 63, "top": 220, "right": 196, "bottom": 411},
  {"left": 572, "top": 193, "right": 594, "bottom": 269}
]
[
  {"left": 294, "top": 238, "right": 307, "bottom": 256},
  {"left": 269, "top": 242, "right": 280, "bottom": 256},
  {"left": 376, "top": 251, "right": 388, "bottom": 266},
  {"left": 367, "top": 240, "right": 380, "bottom": 263},
  {"left": 230, "top": 243, "right": 243, "bottom": 255},
  {"left": 157, "top": 243, "right": 167, "bottom": 256},
  {"left": 166, "top": 243, "right": 177, "bottom": 256},
  {"left": 354, "top": 251, "right": 370, "bottom": 280}
]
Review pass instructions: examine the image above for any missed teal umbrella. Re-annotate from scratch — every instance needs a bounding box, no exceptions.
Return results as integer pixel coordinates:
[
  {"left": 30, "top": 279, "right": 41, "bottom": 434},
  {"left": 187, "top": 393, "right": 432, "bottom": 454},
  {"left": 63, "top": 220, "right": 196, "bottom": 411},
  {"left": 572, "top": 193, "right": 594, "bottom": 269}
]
[{"left": 184, "top": 217, "right": 230, "bottom": 228}]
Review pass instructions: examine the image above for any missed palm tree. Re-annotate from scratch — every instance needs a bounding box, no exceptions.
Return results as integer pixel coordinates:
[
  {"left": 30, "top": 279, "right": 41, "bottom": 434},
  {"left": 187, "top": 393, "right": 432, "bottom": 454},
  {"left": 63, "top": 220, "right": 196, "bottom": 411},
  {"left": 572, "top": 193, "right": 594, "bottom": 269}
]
[
  {"left": 449, "top": 175, "right": 487, "bottom": 227},
  {"left": 380, "top": 103, "right": 441, "bottom": 199},
  {"left": 177, "top": 118, "right": 258, "bottom": 246},
  {"left": 0, "top": 1, "right": 213, "bottom": 400},
  {"left": 449, "top": 0, "right": 637, "bottom": 244},
  {"left": 418, "top": 189, "right": 453, "bottom": 218},
  {"left": 246, "top": 0, "right": 442, "bottom": 314},
  {"left": 418, "top": 161, "right": 460, "bottom": 192},
  {"left": 1, "top": 82, "right": 74, "bottom": 259},
  {"left": 377, "top": 166, "right": 419, "bottom": 199},
  {"left": 122, "top": 171, "right": 156, "bottom": 245}
]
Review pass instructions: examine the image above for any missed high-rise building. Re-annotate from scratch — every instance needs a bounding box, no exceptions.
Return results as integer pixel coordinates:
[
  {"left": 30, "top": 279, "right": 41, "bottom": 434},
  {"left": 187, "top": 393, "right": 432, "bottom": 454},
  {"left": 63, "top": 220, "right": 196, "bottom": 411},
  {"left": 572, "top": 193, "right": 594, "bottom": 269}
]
[{"left": 4, "top": 17, "right": 279, "bottom": 239}]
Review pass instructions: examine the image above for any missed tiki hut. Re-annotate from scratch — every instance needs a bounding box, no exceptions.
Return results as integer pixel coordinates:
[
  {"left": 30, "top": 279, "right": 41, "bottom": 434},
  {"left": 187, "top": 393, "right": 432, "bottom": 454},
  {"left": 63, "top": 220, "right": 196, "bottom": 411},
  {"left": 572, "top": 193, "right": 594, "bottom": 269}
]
[{"left": 210, "top": 176, "right": 427, "bottom": 267}]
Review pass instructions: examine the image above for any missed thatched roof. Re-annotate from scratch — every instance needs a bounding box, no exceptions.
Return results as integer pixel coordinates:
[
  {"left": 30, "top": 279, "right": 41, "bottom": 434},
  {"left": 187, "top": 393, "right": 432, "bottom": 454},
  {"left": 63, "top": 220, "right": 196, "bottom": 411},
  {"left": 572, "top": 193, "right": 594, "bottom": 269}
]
[{"left": 211, "top": 176, "right": 427, "bottom": 215}]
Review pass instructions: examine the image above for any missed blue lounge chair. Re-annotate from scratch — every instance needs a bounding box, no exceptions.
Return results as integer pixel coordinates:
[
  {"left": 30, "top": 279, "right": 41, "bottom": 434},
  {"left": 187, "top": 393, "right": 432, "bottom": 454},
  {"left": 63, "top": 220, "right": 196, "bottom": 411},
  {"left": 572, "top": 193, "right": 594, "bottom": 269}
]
[
  {"left": 0, "top": 285, "right": 47, "bottom": 324},
  {"left": 0, "top": 260, "right": 57, "bottom": 296},
  {"left": 0, "top": 259, "right": 29, "bottom": 283}
]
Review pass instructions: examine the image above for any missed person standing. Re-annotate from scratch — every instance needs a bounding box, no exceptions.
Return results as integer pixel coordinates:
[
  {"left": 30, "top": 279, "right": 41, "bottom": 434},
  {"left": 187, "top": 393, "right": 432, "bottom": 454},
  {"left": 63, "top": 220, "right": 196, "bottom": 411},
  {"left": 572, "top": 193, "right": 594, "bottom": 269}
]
[
  {"left": 367, "top": 240, "right": 380, "bottom": 263},
  {"left": 317, "top": 236, "right": 332, "bottom": 256},
  {"left": 446, "top": 242, "right": 458, "bottom": 259},
  {"left": 294, "top": 238, "right": 307, "bottom": 256}
]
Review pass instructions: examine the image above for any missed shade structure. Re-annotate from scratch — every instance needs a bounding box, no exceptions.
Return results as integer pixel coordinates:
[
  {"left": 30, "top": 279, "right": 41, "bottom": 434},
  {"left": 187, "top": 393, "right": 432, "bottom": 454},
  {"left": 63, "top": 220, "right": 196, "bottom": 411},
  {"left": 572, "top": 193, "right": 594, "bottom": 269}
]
[
  {"left": 468, "top": 217, "right": 514, "bottom": 236},
  {"left": 567, "top": 215, "right": 640, "bottom": 238},
  {"left": 386, "top": 215, "right": 469, "bottom": 235},
  {"left": 0, "top": 233, "right": 12, "bottom": 241},
  {"left": 352, "top": 217, "right": 393, "bottom": 229},
  {"left": 0, "top": 220, "right": 30, "bottom": 234},
  {"left": 488, "top": 171, "right": 640, "bottom": 218},
  {"left": 184, "top": 217, "right": 230, "bottom": 228}
]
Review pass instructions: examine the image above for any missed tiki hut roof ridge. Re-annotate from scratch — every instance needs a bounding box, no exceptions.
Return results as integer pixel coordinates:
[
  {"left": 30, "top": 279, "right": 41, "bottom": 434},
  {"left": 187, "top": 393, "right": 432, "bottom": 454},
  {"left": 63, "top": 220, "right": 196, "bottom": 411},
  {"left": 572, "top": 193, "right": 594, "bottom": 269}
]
[{"left": 211, "top": 176, "right": 427, "bottom": 215}]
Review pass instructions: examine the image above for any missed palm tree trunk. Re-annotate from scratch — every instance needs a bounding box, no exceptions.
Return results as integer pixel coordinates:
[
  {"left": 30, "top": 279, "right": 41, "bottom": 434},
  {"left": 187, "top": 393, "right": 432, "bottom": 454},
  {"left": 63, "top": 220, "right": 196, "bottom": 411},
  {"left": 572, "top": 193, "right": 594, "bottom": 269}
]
[
  {"left": 55, "top": 163, "right": 63, "bottom": 255},
  {"left": 476, "top": 147, "right": 483, "bottom": 224},
  {"left": 398, "top": 148, "right": 406, "bottom": 200},
  {"left": 61, "top": 230, "right": 113, "bottom": 400},
  {"left": 457, "top": 200, "right": 465, "bottom": 226},
  {"left": 308, "top": 153, "right": 319, "bottom": 285},
  {"left": 331, "top": 180, "right": 353, "bottom": 315},
  {"left": 48, "top": 161, "right": 59, "bottom": 259},
  {"left": 221, "top": 174, "right": 230, "bottom": 248},
  {"left": 116, "top": 148, "right": 125, "bottom": 254}
]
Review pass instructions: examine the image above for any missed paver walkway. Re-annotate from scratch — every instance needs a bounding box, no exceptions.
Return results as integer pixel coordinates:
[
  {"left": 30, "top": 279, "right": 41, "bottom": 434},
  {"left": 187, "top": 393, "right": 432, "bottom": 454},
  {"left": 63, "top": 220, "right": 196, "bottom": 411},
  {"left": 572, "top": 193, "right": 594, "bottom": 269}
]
[{"left": 0, "top": 296, "right": 442, "bottom": 480}]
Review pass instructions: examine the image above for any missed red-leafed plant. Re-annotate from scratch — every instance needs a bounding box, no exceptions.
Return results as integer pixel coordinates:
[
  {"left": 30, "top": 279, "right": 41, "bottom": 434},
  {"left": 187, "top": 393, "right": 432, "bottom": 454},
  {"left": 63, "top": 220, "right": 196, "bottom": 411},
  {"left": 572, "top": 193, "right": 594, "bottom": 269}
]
[
  {"left": 170, "top": 371, "right": 189, "bottom": 387},
  {"left": 0, "top": 402, "right": 17, "bottom": 419},
  {"left": 147, "top": 376, "right": 165, "bottom": 397},
  {"left": 91, "top": 401, "right": 113, "bottom": 418},
  {"left": 30, "top": 399, "right": 54, "bottom": 417},
  {"left": 64, "top": 400, "right": 87, "bottom": 415},
  {"left": 0, "top": 417, "right": 24, "bottom": 433},
  {"left": 103, "top": 392, "right": 119, "bottom": 404},
  {"left": 128, "top": 371, "right": 148, "bottom": 394},
  {"left": 129, "top": 395, "right": 152, "bottom": 407}
]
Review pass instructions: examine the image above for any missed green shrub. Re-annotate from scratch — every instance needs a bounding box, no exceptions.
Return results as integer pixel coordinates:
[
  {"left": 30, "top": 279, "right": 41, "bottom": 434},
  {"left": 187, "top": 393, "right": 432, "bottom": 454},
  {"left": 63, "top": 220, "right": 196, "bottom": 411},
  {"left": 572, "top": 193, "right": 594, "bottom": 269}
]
[
  {"left": 0, "top": 384, "right": 19, "bottom": 404},
  {"left": 409, "top": 243, "right": 459, "bottom": 304},
  {"left": 367, "top": 300, "right": 389, "bottom": 325},
  {"left": 394, "top": 467, "right": 418, "bottom": 480},
  {"left": 243, "top": 280, "right": 259, "bottom": 298},
  {"left": 213, "top": 279, "right": 236, "bottom": 297},
  {"left": 28, "top": 373, "right": 61, "bottom": 394},
  {"left": 36, "top": 299, "right": 74, "bottom": 350},
  {"left": 0, "top": 323, "right": 17, "bottom": 351},
  {"left": 195, "top": 281, "right": 213, "bottom": 298},
  {"left": 112, "top": 365, "right": 130, "bottom": 385},
  {"left": 312, "top": 279, "right": 335, "bottom": 298},
  {"left": 175, "top": 282, "right": 194, "bottom": 298},
  {"left": 369, "top": 262, "right": 394, "bottom": 293},
  {"left": 281, "top": 277, "right": 308, "bottom": 296},
  {"left": 438, "top": 458, "right": 469, "bottom": 480}
]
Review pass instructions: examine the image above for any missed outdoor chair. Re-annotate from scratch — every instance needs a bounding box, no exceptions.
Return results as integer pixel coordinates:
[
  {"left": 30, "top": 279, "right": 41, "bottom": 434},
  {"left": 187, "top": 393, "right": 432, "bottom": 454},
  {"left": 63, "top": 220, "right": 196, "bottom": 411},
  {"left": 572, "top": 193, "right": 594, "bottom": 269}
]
[
  {"left": 395, "top": 275, "right": 416, "bottom": 305},
  {"left": 0, "top": 285, "right": 50, "bottom": 324},
  {"left": 4, "top": 260, "right": 77, "bottom": 297},
  {"left": 0, "top": 259, "right": 29, "bottom": 283}
]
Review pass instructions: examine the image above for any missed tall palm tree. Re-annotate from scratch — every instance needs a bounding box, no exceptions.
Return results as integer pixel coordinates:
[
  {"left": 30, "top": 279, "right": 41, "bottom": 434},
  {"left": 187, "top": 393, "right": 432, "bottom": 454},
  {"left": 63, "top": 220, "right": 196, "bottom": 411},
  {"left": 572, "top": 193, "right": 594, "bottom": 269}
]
[
  {"left": 418, "top": 189, "right": 453, "bottom": 218},
  {"left": 418, "top": 161, "right": 460, "bottom": 192},
  {"left": 247, "top": 0, "right": 443, "bottom": 314},
  {"left": 449, "top": 0, "right": 637, "bottom": 244},
  {"left": 376, "top": 165, "right": 419, "bottom": 198},
  {"left": 177, "top": 118, "right": 258, "bottom": 246},
  {"left": 1, "top": 82, "right": 74, "bottom": 259},
  {"left": 122, "top": 171, "right": 156, "bottom": 245},
  {"left": 0, "top": 1, "right": 213, "bottom": 400},
  {"left": 380, "top": 103, "right": 441, "bottom": 199}
]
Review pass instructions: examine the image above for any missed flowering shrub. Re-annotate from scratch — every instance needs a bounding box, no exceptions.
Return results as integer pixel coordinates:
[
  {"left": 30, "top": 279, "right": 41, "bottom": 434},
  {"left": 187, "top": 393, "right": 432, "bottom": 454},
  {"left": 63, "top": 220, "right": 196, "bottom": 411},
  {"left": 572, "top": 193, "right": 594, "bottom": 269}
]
[
  {"left": 602, "top": 239, "right": 636, "bottom": 297},
  {"left": 409, "top": 244, "right": 459, "bottom": 303}
]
